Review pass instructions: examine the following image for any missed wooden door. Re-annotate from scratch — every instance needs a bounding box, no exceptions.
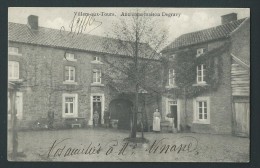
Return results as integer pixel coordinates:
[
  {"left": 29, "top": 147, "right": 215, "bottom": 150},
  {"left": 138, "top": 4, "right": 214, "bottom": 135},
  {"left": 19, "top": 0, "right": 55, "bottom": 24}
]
[
  {"left": 234, "top": 102, "right": 250, "bottom": 137},
  {"left": 170, "top": 105, "right": 178, "bottom": 128}
]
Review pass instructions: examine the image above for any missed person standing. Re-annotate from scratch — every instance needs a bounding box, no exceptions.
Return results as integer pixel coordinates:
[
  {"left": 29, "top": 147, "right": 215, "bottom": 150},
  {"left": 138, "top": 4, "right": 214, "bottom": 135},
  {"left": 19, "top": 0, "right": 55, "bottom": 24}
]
[
  {"left": 93, "top": 110, "right": 99, "bottom": 127},
  {"left": 153, "top": 108, "right": 161, "bottom": 132}
]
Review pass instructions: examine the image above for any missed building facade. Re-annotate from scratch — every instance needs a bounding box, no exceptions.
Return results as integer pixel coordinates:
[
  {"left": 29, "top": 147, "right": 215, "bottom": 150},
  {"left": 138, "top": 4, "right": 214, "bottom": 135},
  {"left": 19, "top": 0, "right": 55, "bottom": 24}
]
[
  {"left": 8, "top": 13, "right": 250, "bottom": 136},
  {"left": 8, "top": 15, "right": 161, "bottom": 130},
  {"left": 161, "top": 13, "right": 250, "bottom": 136}
]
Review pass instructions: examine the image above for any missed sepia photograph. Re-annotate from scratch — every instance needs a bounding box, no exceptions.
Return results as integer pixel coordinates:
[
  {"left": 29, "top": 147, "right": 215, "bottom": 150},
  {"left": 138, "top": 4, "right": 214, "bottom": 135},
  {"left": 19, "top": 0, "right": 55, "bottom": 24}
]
[{"left": 7, "top": 7, "right": 250, "bottom": 162}]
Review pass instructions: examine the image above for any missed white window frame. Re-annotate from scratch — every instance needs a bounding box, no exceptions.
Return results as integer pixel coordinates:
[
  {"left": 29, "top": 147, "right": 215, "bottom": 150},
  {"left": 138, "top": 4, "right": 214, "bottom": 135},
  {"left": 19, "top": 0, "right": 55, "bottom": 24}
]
[
  {"left": 196, "top": 48, "right": 205, "bottom": 57},
  {"left": 8, "top": 61, "right": 19, "bottom": 80},
  {"left": 94, "top": 56, "right": 100, "bottom": 62},
  {"left": 62, "top": 93, "right": 78, "bottom": 118},
  {"left": 193, "top": 97, "right": 210, "bottom": 124},
  {"left": 94, "top": 56, "right": 101, "bottom": 62},
  {"left": 171, "top": 54, "right": 176, "bottom": 59},
  {"left": 196, "top": 64, "right": 206, "bottom": 84},
  {"left": 64, "top": 66, "right": 76, "bottom": 82},
  {"left": 8, "top": 47, "right": 22, "bottom": 56},
  {"left": 91, "top": 56, "right": 103, "bottom": 64},
  {"left": 93, "top": 69, "right": 102, "bottom": 84},
  {"left": 168, "top": 69, "right": 175, "bottom": 86},
  {"left": 64, "top": 53, "right": 77, "bottom": 61}
]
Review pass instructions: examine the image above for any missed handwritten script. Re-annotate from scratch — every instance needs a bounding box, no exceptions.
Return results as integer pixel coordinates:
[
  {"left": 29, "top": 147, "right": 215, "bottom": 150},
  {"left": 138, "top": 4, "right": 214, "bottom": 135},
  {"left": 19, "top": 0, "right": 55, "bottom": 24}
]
[
  {"left": 47, "top": 136, "right": 198, "bottom": 158},
  {"left": 59, "top": 12, "right": 102, "bottom": 61},
  {"left": 60, "top": 12, "right": 102, "bottom": 37}
]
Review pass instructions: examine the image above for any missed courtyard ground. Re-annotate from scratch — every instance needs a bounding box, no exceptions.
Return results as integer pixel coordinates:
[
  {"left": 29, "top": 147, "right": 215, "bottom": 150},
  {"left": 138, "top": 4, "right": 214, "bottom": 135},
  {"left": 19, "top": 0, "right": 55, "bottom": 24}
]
[{"left": 7, "top": 128, "right": 249, "bottom": 162}]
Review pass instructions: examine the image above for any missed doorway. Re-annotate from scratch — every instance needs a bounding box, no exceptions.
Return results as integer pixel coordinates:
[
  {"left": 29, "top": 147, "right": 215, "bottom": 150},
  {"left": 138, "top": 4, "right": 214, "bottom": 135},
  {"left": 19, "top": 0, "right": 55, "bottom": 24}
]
[
  {"left": 169, "top": 100, "right": 178, "bottom": 129},
  {"left": 92, "top": 95, "right": 103, "bottom": 126},
  {"left": 109, "top": 99, "right": 133, "bottom": 130}
]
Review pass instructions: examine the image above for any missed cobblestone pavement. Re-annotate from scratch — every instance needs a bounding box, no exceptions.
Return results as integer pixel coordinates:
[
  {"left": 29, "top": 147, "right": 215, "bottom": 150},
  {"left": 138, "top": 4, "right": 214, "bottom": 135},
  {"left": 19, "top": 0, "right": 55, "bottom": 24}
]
[{"left": 8, "top": 128, "right": 249, "bottom": 162}]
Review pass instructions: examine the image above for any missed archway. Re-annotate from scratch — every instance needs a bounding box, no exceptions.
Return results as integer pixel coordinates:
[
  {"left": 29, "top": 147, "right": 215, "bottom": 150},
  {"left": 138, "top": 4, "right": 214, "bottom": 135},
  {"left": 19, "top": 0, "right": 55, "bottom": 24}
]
[{"left": 109, "top": 99, "right": 133, "bottom": 130}]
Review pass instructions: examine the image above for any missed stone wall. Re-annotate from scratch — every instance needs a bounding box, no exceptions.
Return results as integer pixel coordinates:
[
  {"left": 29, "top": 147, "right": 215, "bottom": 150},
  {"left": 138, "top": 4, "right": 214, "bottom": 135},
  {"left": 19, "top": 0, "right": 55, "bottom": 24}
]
[{"left": 8, "top": 41, "right": 161, "bottom": 130}]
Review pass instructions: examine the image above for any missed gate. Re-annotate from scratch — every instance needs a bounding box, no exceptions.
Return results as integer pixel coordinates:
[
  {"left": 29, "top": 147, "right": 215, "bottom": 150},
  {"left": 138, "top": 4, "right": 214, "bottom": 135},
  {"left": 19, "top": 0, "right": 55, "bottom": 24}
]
[{"left": 233, "top": 99, "right": 250, "bottom": 137}]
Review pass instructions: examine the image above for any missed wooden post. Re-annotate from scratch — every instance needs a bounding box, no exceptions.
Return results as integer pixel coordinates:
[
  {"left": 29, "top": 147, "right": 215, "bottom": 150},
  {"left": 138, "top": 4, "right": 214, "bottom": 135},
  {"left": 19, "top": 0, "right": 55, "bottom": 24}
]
[{"left": 10, "top": 89, "right": 18, "bottom": 160}]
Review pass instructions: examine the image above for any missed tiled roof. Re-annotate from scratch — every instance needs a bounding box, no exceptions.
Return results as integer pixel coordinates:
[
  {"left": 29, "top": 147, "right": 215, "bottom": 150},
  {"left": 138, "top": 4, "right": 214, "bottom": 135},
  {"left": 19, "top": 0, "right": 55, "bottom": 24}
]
[
  {"left": 8, "top": 22, "right": 159, "bottom": 59},
  {"left": 162, "top": 18, "right": 247, "bottom": 52}
]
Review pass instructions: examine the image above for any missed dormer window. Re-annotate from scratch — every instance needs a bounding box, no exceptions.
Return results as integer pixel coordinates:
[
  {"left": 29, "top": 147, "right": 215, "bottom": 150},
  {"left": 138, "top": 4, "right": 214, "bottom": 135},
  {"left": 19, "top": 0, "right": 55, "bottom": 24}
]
[
  {"left": 196, "top": 48, "right": 206, "bottom": 57},
  {"left": 65, "top": 53, "right": 76, "bottom": 61}
]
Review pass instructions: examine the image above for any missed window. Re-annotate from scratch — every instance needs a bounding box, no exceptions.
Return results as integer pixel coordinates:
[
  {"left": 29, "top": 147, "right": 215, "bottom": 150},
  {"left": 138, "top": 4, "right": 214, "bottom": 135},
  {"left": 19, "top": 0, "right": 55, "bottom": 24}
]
[
  {"left": 169, "top": 100, "right": 177, "bottom": 105},
  {"left": 93, "top": 69, "right": 101, "bottom": 83},
  {"left": 170, "top": 54, "right": 176, "bottom": 59},
  {"left": 196, "top": 48, "right": 205, "bottom": 57},
  {"left": 65, "top": 66, "right": 75, "bottom": 82},
  {"left": 9, "top": 47, "right": 19, "bottom": 54},
  {"left": 62, "top": 94, "right": 78, "bottom": 117},
  {"left": 93, "top": 96, "right": 102, "bottom": 102},
  {"left": 8, "top": 61, "right": 19, "bottom": 80},
  {"left": 91, "top": 56, "right": 103, "bottom": 64},
  {"left": 168, "top": 69, "right": 175, "bottom": 86},
  {"left": 65, "top": 53, "right": 76, "bottom": 61},
  {"left": 65, "top": 97, "right": 75, "bottom": 114},
  {"left": 194, "top": 97, "right": 210, "bottom": 124},
  {"left": 93, "top": 56, "right": 101, "bottom": 62},
  {"left": 198, "top": 101, "right": 207, "bottom": 120},
  {"left": 197, "top": 64, "right": 206, "bottom": 84}
]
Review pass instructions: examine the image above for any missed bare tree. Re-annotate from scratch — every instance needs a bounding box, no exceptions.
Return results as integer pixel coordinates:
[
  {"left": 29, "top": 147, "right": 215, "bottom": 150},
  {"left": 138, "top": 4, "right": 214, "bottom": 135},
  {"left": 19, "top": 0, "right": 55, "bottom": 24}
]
[{"left": 102, "top": 9, "right": 169, "bottom": 139}]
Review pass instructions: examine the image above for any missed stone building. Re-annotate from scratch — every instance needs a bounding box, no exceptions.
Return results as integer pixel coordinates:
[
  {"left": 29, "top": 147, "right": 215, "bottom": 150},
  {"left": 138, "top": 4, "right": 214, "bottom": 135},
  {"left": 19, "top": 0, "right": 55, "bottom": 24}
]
[
  {"left": 161, "top": 13, "right": 250, "bottom": 136},
  {"left": 8, "top": 15, "right": 161, "bottom": 130}
]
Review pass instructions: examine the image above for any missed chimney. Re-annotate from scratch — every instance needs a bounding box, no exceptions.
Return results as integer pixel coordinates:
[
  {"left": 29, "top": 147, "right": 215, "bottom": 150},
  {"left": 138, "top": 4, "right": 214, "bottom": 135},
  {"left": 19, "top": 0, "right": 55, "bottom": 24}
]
[
  {"left": 27, "top": 15, "right": 38, "bottom": 30},
  {"left": 221, "top": 13, "right": 237, "bottom": 24}
]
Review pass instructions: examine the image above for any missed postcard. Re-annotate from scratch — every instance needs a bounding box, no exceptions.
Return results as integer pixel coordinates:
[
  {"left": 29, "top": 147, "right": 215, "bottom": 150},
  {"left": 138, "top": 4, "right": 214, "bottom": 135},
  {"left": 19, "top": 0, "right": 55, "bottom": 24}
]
[{"left": 7, "top": 7, "right": 250, "bottom": 162}]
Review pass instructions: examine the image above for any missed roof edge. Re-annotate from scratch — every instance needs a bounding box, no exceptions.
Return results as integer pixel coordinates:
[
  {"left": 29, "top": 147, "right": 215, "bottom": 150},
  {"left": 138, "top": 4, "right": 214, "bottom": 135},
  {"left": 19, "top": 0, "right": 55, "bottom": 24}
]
[
  {"left": 229, "top": 17, "right": 250, "bottom": 37},
  {"left": 161, "top": 36, "right": 229, "bottom": 54},
  {"left": 161, "top": 17, "right": 247, "bottom": 53},
  {"left": 9, "top": 39, "right": 160, "bottom": 61}
]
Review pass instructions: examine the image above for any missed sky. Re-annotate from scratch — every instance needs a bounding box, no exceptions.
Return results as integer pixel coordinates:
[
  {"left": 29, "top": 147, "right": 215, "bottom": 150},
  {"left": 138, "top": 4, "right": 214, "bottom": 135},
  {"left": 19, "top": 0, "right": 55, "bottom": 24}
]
[{"left": 9, "top": 7, "right": 250, "bottom": 47}]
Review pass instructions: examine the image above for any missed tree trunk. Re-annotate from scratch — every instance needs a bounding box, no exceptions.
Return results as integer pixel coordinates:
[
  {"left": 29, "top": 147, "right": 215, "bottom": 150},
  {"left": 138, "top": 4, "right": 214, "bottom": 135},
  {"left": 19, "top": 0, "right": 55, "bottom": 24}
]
[
  {"left": 144, "top": 95, "right": 150, "bottom": 132},
  {"left": 130, "top": 84, "right": 138, "bottom": 138}
]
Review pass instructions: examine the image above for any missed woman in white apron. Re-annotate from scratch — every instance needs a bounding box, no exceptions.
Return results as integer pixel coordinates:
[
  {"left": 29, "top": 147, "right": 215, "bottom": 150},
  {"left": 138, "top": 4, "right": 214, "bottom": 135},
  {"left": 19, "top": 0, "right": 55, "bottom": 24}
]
[{"left": 153, "top": 109, "right": 161, "bottom": 132}]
